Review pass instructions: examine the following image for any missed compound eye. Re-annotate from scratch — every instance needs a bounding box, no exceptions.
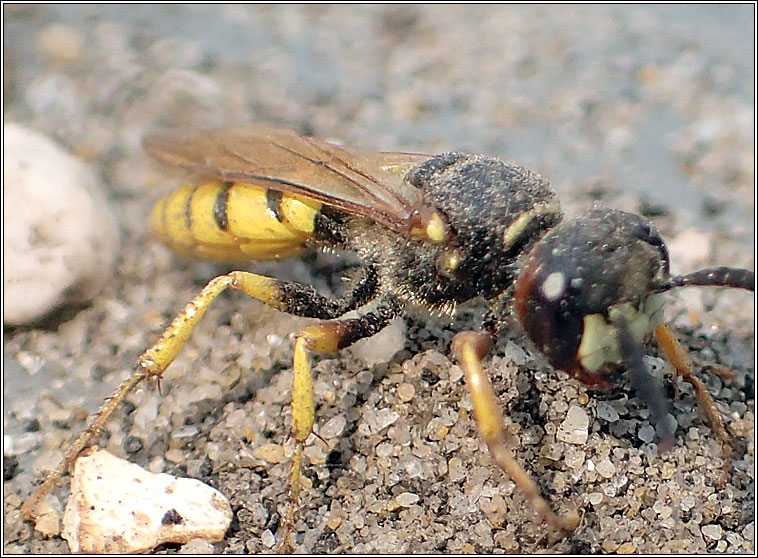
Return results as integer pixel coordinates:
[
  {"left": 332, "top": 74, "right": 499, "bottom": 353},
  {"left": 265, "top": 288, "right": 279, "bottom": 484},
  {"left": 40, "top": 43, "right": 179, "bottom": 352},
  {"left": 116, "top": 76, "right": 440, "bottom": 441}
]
[
  {"left": 629, "top": 220, "right": 670, "bottom": 276},
  {"left": 514, "top": 263, "right": 585, "bottom": 374}
]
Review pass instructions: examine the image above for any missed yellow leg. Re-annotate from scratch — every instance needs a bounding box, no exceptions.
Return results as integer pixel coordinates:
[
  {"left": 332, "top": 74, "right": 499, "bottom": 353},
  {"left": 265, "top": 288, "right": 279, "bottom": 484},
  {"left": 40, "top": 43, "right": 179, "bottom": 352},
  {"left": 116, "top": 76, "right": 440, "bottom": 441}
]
[
  {"left": 275, "top": 333, "right": 320, "bottom": 553},
  {"left": 654, "top": 323, "right": 732, "bottom": 460},
  {"left": 275, "top": 308, "right": 399, "bottom": 551},
  {"left": 23, "top": 271, "right": 316, "bottom": 522},
  {"left": 451, "top": 331, "right": 580, "bottom": 532},
  {"left": 286, "top": 321, "right": 360, "bottom": 501}
]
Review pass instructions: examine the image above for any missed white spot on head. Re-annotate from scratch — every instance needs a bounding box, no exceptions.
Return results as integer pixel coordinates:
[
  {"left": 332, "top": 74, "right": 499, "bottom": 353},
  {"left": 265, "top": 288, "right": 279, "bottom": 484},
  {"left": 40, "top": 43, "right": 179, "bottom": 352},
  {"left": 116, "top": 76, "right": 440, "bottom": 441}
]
[{"left": 541, "top": 271, "right": 566, "bottom": 302}]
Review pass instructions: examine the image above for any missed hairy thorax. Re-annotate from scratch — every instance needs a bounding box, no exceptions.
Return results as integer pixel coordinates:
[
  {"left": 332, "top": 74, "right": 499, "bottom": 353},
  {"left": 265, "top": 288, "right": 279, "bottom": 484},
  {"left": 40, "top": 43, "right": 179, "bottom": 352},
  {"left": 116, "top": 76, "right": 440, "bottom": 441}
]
[{"left": 348, "top": 153, "right": 562, "bottom": 314}]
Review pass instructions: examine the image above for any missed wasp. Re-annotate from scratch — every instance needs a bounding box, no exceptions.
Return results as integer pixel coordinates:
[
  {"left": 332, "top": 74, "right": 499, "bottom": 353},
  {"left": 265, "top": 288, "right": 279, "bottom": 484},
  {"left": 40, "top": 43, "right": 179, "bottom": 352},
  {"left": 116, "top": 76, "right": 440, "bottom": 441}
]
[{"left": 22, "top": 124, "right": 754, "bottom": 548}]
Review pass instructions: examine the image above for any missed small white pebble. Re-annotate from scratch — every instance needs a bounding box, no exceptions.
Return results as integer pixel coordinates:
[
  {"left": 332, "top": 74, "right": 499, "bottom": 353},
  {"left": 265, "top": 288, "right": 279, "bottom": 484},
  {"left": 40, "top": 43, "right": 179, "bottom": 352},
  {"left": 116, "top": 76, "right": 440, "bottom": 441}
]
[
  {"left": 148, "top": 456, "right": 166, "bottom": 474},
  {"left": 34, "top": 501, "right": 61, "bottom": 537},
  {"left": 681, "top": 494, "right": 697, "bottom": 511},
  {"left": 596, "top": 458, "right": 616, "bottom": 479},
  {"left": 187, "top": 383, "right": 222, "bottom": 403},
  {"left": 261, "top": 529, "right": 276, "bottom": 548},
  {"left": 564, "top": 448, "right": 586, "bottom": 470},
  {"left": 321, "top": 414, "right": 347, "bottom": 439},
  {"left": 638, "top": 424, "right": 657, "bottom": 443},
  {"left": 164, "top": 448, "right": 186, "bottom": 464},
  {"left": 503, "top": 341, "right": 528, "bottom": 365},
  {"left": 596, "top": 401, "right": 619, "bottom": 422},
  {"left": 397, "top": 383, "right": 416, "bottom": 402},
  {"left": 741, "top": 522, "right": 753, "bottom": 541},
  {"left": 179, "top": 538, "right": 215, "bottom": 554},
  {"left": 553, "top": 400, "right": 569, "bottom": 414},
  {"left": 396, "top": 492, "right": 420, "bottom": 507},
  {"left": 5, "top": 432, "right": 40, "bottom": 456},
  {"left": 302, "top": 444, "right": 325, "bottom": 465},
  {"left": 449, "top": 365, "right": 464, "bottom": 383},
  {"left": 522, "top": 425, "right": 543, "bottom": 445},
  {"left": 372, "top": 408, "right": 400, "bottom": 433},
  {"left": 376, "top": 442, "right": 394, "bottom": 457},
  {"left": 556, "top": 404, "right": 589, "bottom": 445},
  {"left": 588, "top": 492, "right": 603, "bottom": 506},
  {"left": 252, "top": 443, "right": 284, "bottom": 464},
  {"left": 702, "top": 524, "right": 723, "bottom": 541},
  {"left": 172, "top": 425, "right": 200, "bottom": 440},
  {"left": 403, "top": 457, "right": 424, "bottom": 478},
  {"left": 350, "top": 318, "right": 406, "bottom": 366}
]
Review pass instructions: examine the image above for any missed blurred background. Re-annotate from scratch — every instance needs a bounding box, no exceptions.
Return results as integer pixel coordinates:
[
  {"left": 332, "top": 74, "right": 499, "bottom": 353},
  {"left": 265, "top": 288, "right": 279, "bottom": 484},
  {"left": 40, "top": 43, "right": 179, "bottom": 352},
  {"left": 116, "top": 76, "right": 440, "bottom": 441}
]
[
  {"left": 4, "top": 4, "right": 755, "bottom": 554},
  {"left": 5, "top": 4, "right": 754, "bottom": 220}
]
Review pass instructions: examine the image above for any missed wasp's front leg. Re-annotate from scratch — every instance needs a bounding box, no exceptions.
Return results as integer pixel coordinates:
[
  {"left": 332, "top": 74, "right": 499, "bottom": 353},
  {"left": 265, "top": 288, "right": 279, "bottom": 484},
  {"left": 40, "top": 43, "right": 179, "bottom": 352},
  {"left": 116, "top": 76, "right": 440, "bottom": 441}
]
[{"left": 451, "top": 331, "right": 580, "bottom": 533}]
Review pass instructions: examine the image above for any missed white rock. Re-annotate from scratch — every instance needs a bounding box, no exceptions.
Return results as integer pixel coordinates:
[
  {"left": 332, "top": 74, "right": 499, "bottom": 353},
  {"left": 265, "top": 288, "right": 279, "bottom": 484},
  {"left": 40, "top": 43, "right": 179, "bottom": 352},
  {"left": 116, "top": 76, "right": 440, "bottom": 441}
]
[
  {"left": 3, "top": 124, "right": 120, "bottom": 325},
  {"left": 260, "top": 529, "right": 276, "bottom": 548},
  {"left": 34, "top": 500, "right": 61, "bottom": 538},
  {"left": 596, "top": 458, "right": 616, "bottom": 479},
  {"left": 701, "top": 523, "right": 723, "bottom": 541},
  {"left": 62, "top": 448, "right": 232, "bottom": 554},
  {"left": 503, "top": 341, "right": 528, "bottom": 366},
  {"left": 350, "top": 317, "right": 406, "bottom": 367},
  {"left": 638, "top": 423, "right": 657, "bottom": 443},
  {"left": 396, "top": 492, "right": 420, "bottom": 507},
  {"left": 556, "top": 404, "right": 590, "bottom": 445},
  {"left": 596, "top": 401, "right": 620, "bottom": 422},
  {"left": 320, "top": 414, "right": 347, "bottom": 439},
  {"left": 178, "top": 538, "right": 216, "bottom": 554}
]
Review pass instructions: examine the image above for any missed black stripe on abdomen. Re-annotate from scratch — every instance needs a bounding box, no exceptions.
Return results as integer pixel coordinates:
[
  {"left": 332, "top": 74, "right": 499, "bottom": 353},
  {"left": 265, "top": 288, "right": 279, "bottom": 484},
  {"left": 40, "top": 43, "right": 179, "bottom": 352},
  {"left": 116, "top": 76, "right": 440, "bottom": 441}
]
[
  {"left": 213, "top": 181, "right": 232, "bottom": 231},
  {"left": 266, "top": 189, "right": 284, "bottom": 222}
]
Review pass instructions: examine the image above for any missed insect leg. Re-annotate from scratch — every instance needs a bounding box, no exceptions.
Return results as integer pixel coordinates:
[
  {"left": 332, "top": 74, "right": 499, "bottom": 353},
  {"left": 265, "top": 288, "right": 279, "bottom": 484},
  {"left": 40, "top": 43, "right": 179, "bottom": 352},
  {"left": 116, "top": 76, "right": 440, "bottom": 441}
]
[
  {"left": 451, "top": 331, "right": 580, "bottom": 532},
  {"left": 654, "top": 323, "right": 732, "bottom": 460},
  {"left": 22, "top": 269, "right": 378, "bottom": 522},
  {"left": 277, "top": 301, "right": 401, "bottom": 550}
]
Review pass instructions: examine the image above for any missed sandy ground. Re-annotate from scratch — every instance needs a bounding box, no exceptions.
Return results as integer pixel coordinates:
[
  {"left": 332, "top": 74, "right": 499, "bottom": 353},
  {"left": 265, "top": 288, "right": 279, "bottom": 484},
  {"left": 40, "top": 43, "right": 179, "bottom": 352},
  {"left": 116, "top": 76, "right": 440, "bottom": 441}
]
[{"left": 3, "top": 5, "right": 755, "bottom": 554}]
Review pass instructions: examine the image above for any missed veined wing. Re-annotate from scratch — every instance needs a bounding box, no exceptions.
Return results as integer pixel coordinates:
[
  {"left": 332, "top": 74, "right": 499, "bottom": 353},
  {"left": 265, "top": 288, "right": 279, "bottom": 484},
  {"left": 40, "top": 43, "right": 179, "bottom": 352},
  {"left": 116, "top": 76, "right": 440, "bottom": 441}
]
[{"left": 144, "top": 124, "right": 431, "bottom": 231}]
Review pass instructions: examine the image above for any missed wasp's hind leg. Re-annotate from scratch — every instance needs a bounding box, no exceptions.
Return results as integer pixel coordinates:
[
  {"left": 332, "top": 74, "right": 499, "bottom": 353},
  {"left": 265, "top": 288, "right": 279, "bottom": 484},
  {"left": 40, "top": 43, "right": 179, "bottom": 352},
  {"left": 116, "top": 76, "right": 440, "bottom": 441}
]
[
  {"left": 22, "top": 267, "right": 379, "bottom": 523},
  {"left": 451, "top": 331, "right": 580, "bottom": 533},
  {"left": 654, "top": 323, "right": 732, "bottom": 463}
]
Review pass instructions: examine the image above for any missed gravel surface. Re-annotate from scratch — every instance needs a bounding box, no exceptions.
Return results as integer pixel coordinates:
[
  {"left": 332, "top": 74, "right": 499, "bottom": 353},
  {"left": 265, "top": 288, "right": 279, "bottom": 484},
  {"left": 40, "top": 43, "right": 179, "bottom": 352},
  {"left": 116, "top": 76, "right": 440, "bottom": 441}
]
[{"left": 4, "top": 5, "right": 754, "bottom": 554}]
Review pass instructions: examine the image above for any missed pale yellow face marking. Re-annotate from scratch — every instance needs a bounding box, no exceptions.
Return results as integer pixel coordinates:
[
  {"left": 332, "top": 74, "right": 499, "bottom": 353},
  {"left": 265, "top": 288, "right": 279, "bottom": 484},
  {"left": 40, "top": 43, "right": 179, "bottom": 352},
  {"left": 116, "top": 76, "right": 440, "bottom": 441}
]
[{"left": 577, "top": 293, "right": 665, "bottom": 373}]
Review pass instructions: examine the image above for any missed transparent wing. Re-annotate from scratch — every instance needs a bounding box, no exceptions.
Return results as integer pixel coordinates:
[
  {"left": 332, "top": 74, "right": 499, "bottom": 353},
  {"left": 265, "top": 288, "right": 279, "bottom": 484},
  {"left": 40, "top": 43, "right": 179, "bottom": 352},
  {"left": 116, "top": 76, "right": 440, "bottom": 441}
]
[{"left": 144, "top": 124, "right": 431, "bottom": 231}]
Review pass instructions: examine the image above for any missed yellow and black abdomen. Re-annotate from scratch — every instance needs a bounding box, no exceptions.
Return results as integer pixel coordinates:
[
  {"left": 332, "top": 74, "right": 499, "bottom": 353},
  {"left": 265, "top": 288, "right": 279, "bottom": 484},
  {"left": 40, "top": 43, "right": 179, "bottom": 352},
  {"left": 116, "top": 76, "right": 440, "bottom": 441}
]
[{"left": 150, "top": 180, "right": 322, "bottom": 262}]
